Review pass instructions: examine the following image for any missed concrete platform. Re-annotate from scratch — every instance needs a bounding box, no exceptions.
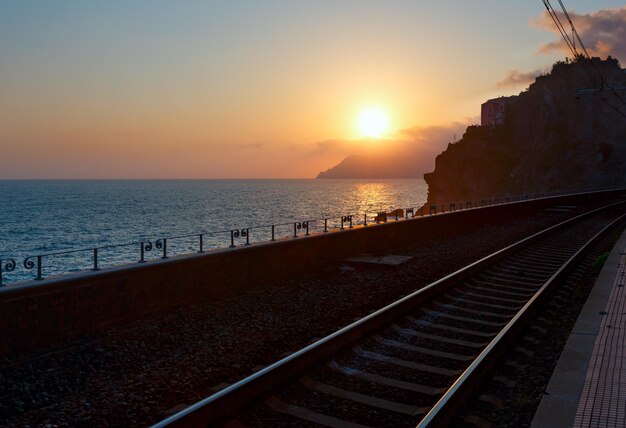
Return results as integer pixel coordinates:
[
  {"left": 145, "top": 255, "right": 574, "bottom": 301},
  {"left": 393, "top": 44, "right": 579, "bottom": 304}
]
[
  {"left": 531, "top": 227, "right": 626, "bottom": 428},
  {"left": 342, "top": 254, "right": 413, "bottom": 269}
]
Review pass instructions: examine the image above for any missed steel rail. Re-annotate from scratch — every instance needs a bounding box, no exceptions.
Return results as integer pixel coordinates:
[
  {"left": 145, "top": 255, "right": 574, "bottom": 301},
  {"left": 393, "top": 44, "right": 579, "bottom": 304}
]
[
  {"left": 417, "top": 212, "right": 626, "bottom": 426},
  {"left": 152, "top": 199, "right": 626, "bottom": 428}
]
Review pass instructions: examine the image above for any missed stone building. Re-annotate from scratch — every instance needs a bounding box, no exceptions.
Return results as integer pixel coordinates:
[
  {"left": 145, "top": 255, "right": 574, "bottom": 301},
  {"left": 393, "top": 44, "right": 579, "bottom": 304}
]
[{"left": 481, "top": 96, "right": 517, "bottom": 126}]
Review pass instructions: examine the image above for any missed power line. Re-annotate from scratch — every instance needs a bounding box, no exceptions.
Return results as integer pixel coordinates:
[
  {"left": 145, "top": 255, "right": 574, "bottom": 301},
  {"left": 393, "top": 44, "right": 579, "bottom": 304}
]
[
  {"left": 541, "top": 1, "right": 576, "bottom": 57},
  {"left": 556, "top": 0, "right": 592, "bottom": 60},
  {"left": 542, "top": 0, "right": 598, "bottom": 87},
  {"left": 541, "top": 0, "right": 626, "bottom": 116},
  {"left": 554, "top": 0, "right": 626, "bottom": 107}
]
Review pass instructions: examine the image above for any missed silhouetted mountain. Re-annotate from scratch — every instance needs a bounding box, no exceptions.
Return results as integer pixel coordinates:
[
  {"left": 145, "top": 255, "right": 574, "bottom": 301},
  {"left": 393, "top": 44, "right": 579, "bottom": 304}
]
[
  {"left": 316, "top": 149, "right": 433, "bottom": 179},
  {"left": 424, "top": 57, "right": 626, "bottom": 204}
]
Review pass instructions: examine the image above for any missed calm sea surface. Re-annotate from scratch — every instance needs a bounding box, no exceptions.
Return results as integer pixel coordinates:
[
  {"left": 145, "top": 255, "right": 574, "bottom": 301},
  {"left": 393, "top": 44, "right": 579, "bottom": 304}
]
[{"left": 1, "top": 179, "right": 427, "bottom": 284}]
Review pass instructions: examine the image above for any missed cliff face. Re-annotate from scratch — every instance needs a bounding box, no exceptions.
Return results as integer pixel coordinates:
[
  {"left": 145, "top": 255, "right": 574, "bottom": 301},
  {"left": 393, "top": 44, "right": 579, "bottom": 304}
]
[{"left": 424, "top": 58, "right": 626, "bottom": 204}]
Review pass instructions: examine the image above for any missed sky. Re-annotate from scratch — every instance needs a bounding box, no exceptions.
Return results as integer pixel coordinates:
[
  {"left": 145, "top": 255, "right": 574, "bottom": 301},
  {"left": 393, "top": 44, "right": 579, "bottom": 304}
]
[{"left": 1, "top": 1, "right": 624, "bottom": 179}]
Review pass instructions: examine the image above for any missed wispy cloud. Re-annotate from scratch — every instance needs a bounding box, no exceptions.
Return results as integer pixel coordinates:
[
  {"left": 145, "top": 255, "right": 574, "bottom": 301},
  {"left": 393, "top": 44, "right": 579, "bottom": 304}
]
[
  {"left": 310, "top": 138, "right": 354, "bottom": 156},
  {"left": 530, "top": 6, "right": 626, "bottom": 63},
  {"left": 401, "top": 121, "right": 471, "bottom": 148},
  {"left": 496, "top": 69, "right": 544, "bottom": 88}
]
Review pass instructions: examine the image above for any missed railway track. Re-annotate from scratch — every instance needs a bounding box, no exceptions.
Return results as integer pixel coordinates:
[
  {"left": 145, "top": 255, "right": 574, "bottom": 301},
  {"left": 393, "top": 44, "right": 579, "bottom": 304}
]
[{"left": 154, "top": 201, "right": 626, "bottom": 428}]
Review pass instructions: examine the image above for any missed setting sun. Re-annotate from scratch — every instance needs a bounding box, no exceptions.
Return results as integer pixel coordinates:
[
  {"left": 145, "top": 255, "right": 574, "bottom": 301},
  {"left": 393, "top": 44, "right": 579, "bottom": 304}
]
[{"left": 357, "top": 107, "right": 390, "bottom": 138}]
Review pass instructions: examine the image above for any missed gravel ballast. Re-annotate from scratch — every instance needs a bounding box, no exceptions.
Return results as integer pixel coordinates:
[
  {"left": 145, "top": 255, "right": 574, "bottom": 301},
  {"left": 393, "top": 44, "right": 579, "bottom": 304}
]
[{"left": 0, "top": 206, "right": 605, "bottom": 426}]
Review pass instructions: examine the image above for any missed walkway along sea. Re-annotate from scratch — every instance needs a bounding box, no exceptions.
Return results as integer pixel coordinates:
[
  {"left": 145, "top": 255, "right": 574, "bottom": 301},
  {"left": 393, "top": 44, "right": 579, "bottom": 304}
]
[{"left": 0, "top": 179, "right": 427, "bottom": 284}]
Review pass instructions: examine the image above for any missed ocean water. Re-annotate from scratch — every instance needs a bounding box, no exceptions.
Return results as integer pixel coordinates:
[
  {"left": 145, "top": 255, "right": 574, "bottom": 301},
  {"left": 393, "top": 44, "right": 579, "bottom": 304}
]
[{"left": 1, "top": 179, "right": 428, "bottom": 284}]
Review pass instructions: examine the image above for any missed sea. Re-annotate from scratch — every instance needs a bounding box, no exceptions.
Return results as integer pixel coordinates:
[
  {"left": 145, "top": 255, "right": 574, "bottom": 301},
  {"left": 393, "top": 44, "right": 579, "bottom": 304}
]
[{"left": 1, "top": 179, "right": 428, "bottom": 284}]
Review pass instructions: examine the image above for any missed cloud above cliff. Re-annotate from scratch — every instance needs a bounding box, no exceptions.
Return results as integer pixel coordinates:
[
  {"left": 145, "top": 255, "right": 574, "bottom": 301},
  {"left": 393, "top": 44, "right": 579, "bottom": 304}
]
[
  {"left": 531, "top": 6, "right": 626, "bottom": 63},
  {"left": 497, "top": 69, "right": 545, "bottom": 88},
  {"left": 401, "top": 121, "right": 472, "bottom": 151}
]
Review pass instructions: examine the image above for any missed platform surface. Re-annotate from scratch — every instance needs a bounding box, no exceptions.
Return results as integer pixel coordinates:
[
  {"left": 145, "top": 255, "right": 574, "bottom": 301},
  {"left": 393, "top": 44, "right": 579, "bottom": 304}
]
[{"left": 343, "top": 254, "right": 413, "bottom": 267}]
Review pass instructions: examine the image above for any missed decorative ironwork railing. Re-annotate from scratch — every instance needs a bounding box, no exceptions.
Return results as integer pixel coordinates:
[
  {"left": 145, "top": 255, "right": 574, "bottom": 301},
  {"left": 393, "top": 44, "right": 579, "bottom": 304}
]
[{"left": 0, "top": 188, "right": 620, "bottom": 286}]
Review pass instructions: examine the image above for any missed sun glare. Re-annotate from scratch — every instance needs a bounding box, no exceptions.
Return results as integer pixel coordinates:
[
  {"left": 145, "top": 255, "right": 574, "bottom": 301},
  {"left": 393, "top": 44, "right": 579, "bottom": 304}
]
[{"left": 357, "top": 107, "right": 390, "bottom": 138}]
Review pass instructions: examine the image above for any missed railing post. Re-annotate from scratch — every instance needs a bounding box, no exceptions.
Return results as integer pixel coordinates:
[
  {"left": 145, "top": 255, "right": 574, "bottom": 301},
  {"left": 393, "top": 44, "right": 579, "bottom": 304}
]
[
  {"left": 140, "top": 242, "right": 145, "bottom": 262},
  {"left": 36, "top": 256, "right": 43, "bottom": 280},
  {"left": 92, "top": 248, "right": 99, "bottom": 271},
  {"left": 420, "top": 206, "right": 424, "bottom": 216},
  {"left": 159, "top": 239, "right": 168, "bottom": 259},
  {"left": 364, "top": 213, "right": 367, "bottom": 226},
  {"left": 304, "top": 222, "right": 309, "bottom": 236},
  {"left": 198, "top": 234, "right": 204, "bottom": 253},
  {"left": 395, "top": 210, "right": 399, "bottom": 221},
  {"left": 324, "top": 219, "right": 328, "bottom": 233},
  {"left": 245, "top": 228, "right": 250, "bottom": 245},
  {"left": 230, "top": 230, "right": 236, "bottom": 248},
  {"left": 430, "top": 205, "right": 437, "bottom": 215},
  {"left": 271, "top": 225, "right": 276, "bottom": 241},
  {"left": 293, "top": 222, "right": 298, "bottom": 238}
]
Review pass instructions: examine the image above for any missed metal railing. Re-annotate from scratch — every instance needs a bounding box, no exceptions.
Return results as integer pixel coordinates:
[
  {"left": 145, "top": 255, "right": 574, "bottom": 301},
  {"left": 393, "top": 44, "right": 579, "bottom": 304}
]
[{"left": 0, "top": 188, "right": 620, "bottom": 286}]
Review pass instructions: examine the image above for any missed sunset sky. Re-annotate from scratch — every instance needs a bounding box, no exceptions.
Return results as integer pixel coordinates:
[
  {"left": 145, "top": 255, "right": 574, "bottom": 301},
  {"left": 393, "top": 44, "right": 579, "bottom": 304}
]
[{"left": 1, "top": 1, "right": 625, "bottom": 179}]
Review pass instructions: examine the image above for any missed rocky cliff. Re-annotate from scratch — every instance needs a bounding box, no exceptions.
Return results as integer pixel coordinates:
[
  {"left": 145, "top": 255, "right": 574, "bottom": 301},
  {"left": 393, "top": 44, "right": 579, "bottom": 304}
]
[{"left": 424, "top": 57, "right": 626, "bottom": 204}]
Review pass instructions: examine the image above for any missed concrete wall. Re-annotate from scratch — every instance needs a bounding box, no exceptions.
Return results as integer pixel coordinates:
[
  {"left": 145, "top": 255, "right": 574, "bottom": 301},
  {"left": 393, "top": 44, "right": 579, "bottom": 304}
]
[{"left": 1, "top": 190, "right": 623, "bottom": 356}]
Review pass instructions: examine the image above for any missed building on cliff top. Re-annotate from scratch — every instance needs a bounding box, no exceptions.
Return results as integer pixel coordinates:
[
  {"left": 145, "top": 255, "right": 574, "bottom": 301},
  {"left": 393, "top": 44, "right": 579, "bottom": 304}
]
[{"left": 481, "top": 96, "right": 517, "bottom": 126}]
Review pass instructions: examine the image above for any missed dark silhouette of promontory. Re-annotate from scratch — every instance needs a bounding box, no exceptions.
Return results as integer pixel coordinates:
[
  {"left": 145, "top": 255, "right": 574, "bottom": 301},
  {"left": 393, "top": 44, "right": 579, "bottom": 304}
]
[
  {"left": 425, "top": 57, "right": 626, "bottom": 204},
  {"left": 316, "top": 149, "right": 433, "bottom": 179}
]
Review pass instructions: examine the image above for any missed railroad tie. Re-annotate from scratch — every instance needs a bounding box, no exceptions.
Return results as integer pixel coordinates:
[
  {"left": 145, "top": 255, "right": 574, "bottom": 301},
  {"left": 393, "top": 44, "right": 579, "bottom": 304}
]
[
  {"left": 463, "top": 413, "right": 494, "bottom": 428},
  {"left": 486, "top": 267, "right": 549, "bottom": 279},
  {"left": 496, "top": 261, "right": 556, "bottom": 274},
  {"left": 444, "top": 294, "right": 521, "bottom": 311},
  {"left": 328, "top": 362, "right": 445, "bottom": 395},
  {"left": 504, "top": 360, "right": 526, "bottom": 371},
  {"left": 264, "top": 396, "right": 371, "bottom": 428},
  {"left": 406, "top": 316, "right": 498, "bottom": 338},
  {"left": 298, "top": 377, "right": 429, "bottom": 416},
  {"left": 392, "top": 325, "right": 487, "bottom": 348},
  {"left": 465, "top": 285, "right": 535, "bottom": 298},
  {"left": 373, "top": 336, "right": 476, "bottom": 361},
  {"left": 458, "top": 290, "right": 527, "bottom": 304},
  {"left": 353, "top": 347, "right": 462, "bottom": 376},
  {"left": 421, "top": 308, "right": 506, "bottom": 327},
  {"left": 477, "top": 273, "right": 544, "bottom": 286},
  {"left": 492, "top": 375, "right": 516, "bottom": 388},
  {"left": 522, "top": 335, "right": 540, "bottom": 345},
  {"left": 478, "top": 394, "right": 504, "bottom": 410},
  {"left": 433, "top": 301, "right": 512, "bottom": 319},
  {"left": 468, "top": 279, "right": 540, "bottom": 292}
]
